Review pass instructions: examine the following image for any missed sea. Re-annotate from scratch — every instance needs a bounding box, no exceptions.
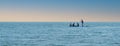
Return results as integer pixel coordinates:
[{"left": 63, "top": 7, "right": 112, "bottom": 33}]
[{"left": 0, "top": 22, "right": 120, "bottom": 46}]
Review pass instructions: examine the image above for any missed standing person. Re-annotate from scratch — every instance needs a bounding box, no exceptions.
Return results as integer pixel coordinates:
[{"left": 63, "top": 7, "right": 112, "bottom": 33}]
[{"left": 81, "top": 19, "right": 84, "bottom": 27}]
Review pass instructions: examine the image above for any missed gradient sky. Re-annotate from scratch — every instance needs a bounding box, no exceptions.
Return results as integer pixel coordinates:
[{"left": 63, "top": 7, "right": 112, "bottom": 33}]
[{"left": 0, "top": 0, "right": 120, "bottom": 22}]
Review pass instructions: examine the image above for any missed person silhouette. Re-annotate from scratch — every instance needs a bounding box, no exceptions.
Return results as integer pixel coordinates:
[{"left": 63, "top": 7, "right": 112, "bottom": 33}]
[
  {"left": 69, "top": 23, "right": 73, "bottom": 27},
  {"left": 69, "top": 22, "right": 80, "bottom": 27},
  {"left": 81, "top": 19, "right": 84, "bottom": 27},
  {"left": 72, "top": 22, "right": 75, "bottom": 27}
]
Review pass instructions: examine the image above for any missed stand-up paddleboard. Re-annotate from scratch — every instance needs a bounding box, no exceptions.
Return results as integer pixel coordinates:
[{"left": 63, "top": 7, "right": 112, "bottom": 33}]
[{"left": 69, "top": 19, "right": 85, "bottom": 27}]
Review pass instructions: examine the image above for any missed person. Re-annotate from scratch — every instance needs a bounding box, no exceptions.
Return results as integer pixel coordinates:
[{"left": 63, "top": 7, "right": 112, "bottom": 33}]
[
  {"left": 69, "top": 22, "right": 80, "bottom": 27},
  {"left": 72, "top": 22, "right": 75, "bottom": 27},
  {"left": 69, "top": 23, "right": 73, "bottom": 27},
  {"left": 81, "top": 19, "right": 84, "bottom": 27}
]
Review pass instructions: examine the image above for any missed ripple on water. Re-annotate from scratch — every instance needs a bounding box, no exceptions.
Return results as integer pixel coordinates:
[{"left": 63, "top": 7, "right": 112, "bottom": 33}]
[{"left": 45, "top": 44, "right": 65, "bottom": 46}]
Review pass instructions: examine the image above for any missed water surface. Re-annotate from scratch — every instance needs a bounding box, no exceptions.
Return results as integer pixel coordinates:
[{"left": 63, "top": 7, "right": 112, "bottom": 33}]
[{"left": 0, "top": 22, "right": 120, "bottom": 46}]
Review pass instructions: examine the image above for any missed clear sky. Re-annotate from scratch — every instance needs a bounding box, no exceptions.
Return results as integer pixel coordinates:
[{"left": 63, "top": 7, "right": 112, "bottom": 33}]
[{"left": 0, "top": 0, "right": 120, "bottom": 22}]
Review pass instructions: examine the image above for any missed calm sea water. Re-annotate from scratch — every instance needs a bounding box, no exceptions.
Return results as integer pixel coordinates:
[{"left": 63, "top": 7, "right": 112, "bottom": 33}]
[{"left": 0, "top": 22, "right": 120, "bottom": 46}]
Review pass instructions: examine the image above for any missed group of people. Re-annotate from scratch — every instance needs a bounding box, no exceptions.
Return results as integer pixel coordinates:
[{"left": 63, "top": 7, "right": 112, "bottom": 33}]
[{"left": 69, "top": 19, "right": 84, "bottom": 27}]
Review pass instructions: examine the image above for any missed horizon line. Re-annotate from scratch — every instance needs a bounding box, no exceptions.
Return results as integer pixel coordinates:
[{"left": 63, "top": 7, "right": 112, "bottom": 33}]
[{"left": 0, "top": 21, "right": 119, "bottom": 22}]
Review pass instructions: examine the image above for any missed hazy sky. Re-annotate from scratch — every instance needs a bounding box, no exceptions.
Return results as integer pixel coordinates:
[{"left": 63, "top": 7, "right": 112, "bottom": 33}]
[{"left": 0, "top": 0, "right": 120, "bottom": 22}]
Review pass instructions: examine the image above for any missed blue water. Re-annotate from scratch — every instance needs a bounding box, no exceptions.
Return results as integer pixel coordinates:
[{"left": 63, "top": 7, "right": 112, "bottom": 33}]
[{"left": 0, "top": 22, "right": 120, "bottom": 46}]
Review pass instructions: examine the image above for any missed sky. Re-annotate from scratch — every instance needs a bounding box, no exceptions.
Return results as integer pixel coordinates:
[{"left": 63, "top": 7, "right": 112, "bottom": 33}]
[{"left": 0, "top": 0, "right": 120, "bottom": 22}]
